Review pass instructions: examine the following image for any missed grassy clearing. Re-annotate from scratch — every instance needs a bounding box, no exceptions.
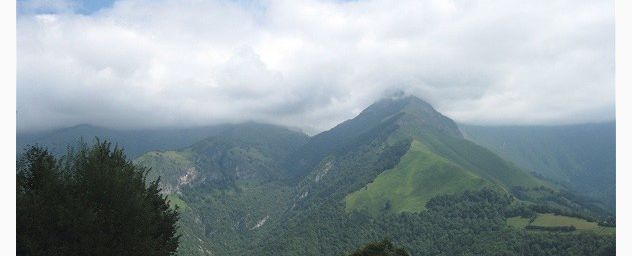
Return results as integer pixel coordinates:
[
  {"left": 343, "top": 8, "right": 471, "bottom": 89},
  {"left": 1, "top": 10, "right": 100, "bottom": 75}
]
[
  {"left": 507, "top": 217, "right": 531, "bottom": 229},
  {"left": 531, "top": 214, "right": 597, "bottom": 229},
  {"left": 531, "top": 214, "right": 616, "bottom": 235},
  {"left": 166, "top": 194, "right": 189, "bottom": 211},
  {"left": 507, "top": 213, "right": 616, "bottom": 235}
]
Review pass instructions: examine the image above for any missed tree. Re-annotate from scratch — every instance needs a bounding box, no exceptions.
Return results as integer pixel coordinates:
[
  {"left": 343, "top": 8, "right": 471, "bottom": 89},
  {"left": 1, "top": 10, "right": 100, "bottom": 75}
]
[
  {"left": 17, "top": 140, "right": 180, "bottom": 256},
  {"left": 349, "top": 238, "right": 410, "bottom": 256}
]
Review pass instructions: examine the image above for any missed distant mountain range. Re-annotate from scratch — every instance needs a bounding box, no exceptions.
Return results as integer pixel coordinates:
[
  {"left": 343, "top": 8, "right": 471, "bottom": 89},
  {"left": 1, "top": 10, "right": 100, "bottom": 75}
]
[
  {"left": 17, "top": 124, "right": 234, "bottom": 159},
  {"left": 460, "top": 122, "right": 615, "bottom": 211},
  {"left": 16, "top": 96, "right": 616, "bottom": 255}
]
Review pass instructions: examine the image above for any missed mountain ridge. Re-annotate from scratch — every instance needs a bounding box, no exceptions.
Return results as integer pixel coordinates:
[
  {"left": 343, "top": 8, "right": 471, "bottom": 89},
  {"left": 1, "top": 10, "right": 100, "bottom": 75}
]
[{"left": 17, "top": 95, "right": 615, "bottom": 255}]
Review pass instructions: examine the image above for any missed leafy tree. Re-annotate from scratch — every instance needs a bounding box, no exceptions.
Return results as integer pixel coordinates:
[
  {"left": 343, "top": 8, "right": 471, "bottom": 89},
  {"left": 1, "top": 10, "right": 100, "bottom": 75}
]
[
  {"left": 349, "top": 238, "right": 410, "bottom": 256},
  {"left": 17, "top": 140, "right": 180, "bottom": 256}
]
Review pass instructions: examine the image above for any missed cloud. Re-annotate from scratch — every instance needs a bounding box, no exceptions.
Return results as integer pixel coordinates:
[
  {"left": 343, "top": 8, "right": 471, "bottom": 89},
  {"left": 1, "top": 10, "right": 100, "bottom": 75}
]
[{"left": 17, "top": 0, "right": 615, "bottom": 134}]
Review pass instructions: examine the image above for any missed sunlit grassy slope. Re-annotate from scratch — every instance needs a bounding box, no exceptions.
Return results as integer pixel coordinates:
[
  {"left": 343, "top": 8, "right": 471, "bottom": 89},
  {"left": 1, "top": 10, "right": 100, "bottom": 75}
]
[
  {"left": 415, "top": 130, "right": 543, "bottom": 189},
  {"left": 345, "top": 140, "right": 499, "bottom": 215}
]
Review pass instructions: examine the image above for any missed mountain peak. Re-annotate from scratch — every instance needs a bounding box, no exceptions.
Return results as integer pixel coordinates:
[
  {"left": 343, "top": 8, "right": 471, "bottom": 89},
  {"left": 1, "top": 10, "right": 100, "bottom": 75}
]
[
  {"left": 358, "top": 95, "right": 462, "bottom": 138},
  {"left": 290, "top": 95, "right": 462, "bottom": 173},
  {"left": 360, "top": 95, "right": 437, "bottom": 118}
]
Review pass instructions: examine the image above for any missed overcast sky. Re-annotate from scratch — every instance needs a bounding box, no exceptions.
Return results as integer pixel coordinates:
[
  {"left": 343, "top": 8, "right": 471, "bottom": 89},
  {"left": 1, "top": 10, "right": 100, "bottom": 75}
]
[{"left": 17, "top": 0, "right": 615, "bottom": 134}]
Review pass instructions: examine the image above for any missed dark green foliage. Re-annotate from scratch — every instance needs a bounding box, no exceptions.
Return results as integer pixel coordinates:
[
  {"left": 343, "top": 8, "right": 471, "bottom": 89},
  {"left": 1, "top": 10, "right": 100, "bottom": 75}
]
[
  {"left": 525, "top": 225, "right": 576, "bottom": 232},
  {"left": 174, "top": 180, "right": 294, "bottom": 254},
  {"left": 505, "top": 202, "right": 537, "bottom": 218},
  {"left": 349, "top": 238, "right": 410, "bottom": 256},
  {"left": 511, "top": 186, "right": 612, "bottom": 222},
  {"left": 599, "top": 216, "right": 616, "bottom": 227},
  {"left": 16, "top": 141, "right": 180, "bottom": 256},
  {"left": 189, "top": 123, "right": 309, "bottom": 184},
  {"left": 425, "top": 188, "right": 512, "bottom": 219},
  {"left": 251, "top": 189, "right": 614, "bottom": 256},
  {"left": 514, "top": 232, "right": 615, "bottom": 256}
]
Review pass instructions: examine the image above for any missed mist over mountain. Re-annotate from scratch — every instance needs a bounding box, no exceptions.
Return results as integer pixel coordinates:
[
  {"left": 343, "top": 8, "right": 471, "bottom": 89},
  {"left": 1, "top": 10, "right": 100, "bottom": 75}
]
[
  {"left": 17, "top": 0, "right": 614, "bottom": 133},
  {"left": 15, "top": 0, "right": 616, "bottom": 254},
  {"left": 460, "top": 122, "right": 616, "bottom": 211},
  {"left": 17, "top": 95, "right": 616, "bottom": 255},
  {"left": 16, "top": 124, "right": 234, "bottom": 158}
]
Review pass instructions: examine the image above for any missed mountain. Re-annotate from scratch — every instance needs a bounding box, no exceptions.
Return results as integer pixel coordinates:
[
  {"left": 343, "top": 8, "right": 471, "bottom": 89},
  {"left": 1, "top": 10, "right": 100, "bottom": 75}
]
[
  {"left": 460, "top": 122, "right": 616, "bottom": 212},
  {"left": 247, "top": 96, "right": 610, "bottom": 255},
  {"left": 289, "top": 96, "right": 462, "bottom": 173},
  {"left": 130, "top": 96, "right": 614, "bottom": 255},
  {"left": 135, "top": 123, "right": 309, "bottom": 193},
  {"left": 16, "top": 124, "right": 233, "bottom": 158},
  {"left": 132, "top": 96, "right": 561, "bottom": 255},
  {"left": 134, "top": 123, "right": 310, "bottom": 254},
  {"left": 18, "top": 96, "right": 615, "bottom": 255},
  {"left": 289, "top": 96, "right": 542, "bottom": 216}
]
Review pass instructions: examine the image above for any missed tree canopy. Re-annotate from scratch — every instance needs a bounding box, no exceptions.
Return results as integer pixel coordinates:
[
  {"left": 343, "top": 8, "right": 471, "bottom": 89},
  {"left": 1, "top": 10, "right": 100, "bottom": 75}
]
[
  {"left": 17, "top": 140, "right": 180, "bottom": 256},
  {"left": 349, "top": 238, "right": 410, "bottom": 256}
]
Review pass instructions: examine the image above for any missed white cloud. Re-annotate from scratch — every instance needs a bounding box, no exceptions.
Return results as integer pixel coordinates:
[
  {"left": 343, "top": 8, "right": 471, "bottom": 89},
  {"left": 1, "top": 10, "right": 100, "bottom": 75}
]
[{"left": 17, "top": 0, "right": 615, "bottom": 134}]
